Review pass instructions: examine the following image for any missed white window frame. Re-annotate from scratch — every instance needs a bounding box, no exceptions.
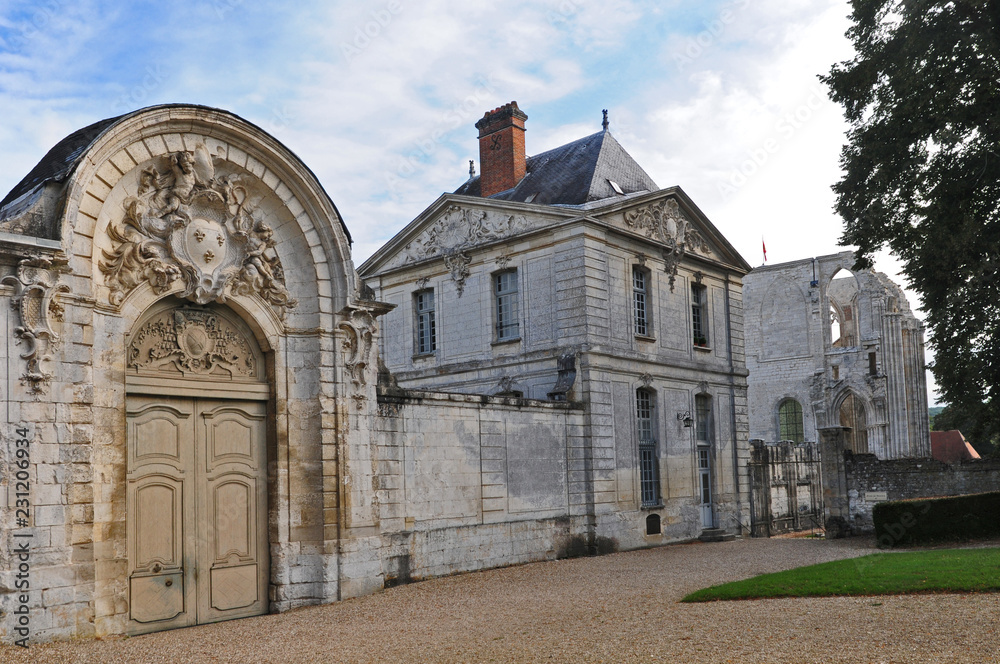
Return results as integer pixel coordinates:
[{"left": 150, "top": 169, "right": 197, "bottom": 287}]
[
  {"left": 414, "top": 288, "right": 436, "bottom": 355},
  {"left": 494, "top": 270, "right": 520, "bottom": 342}
]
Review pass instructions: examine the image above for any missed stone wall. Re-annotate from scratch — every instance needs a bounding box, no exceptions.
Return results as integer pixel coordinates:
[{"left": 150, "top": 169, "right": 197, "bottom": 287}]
[
  {"left": 370, "top": 387, "right": 594, "bottom": 584},
  {"left": 844, "top": 453, "right": 1000, "bottom": 533}
]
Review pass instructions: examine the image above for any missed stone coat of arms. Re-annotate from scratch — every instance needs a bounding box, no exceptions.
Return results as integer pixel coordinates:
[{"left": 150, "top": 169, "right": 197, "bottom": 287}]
[{"left": 100, "top": 145, "right": 297, "bottom": 317}]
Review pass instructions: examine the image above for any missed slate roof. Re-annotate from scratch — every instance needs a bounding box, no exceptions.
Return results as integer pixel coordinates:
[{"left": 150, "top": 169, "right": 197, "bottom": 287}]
[
  {"left": 454, "top": 129, "right": 657, "bottom": 206},
  {"left": 0, "top": 105, "right": 353, "bottom": 243},
  {"left": 930, "top": 430, "right": 981, "bottom": 464},
  {"left": 0, "top": 115, "right": 125, "bottom": 209}
]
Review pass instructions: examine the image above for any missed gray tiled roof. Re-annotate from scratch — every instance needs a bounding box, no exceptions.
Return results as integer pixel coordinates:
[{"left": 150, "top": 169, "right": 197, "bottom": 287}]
[
  {"left": 454, "top": 129, "right": 658, "bottom": 205},
  {"left": 0, "top": 115, "right": 125, "bottom": 209}
]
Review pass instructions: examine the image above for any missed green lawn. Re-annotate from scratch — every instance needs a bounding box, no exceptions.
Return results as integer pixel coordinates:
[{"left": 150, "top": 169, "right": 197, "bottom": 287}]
[{"left": 681, "top": 548, "right": 1000, "bottom": 602}]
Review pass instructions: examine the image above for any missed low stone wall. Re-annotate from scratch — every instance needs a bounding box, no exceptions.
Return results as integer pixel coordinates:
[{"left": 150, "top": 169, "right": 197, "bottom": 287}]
[
  {"left": 370, "top": 387, "right": 593, "bottom": 585},
  {"left": 845, "top": 453, "right": 1000, "bottom": 533}
]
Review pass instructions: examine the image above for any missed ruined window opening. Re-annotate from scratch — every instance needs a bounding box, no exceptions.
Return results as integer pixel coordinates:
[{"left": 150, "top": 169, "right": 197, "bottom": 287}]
[
  {"left": 632, "top": 266, "right": 651, "bottom": 337},
  {"left": 869, "top": 352, "right": 877, "bottom": 376},
  {"left": 636, "top": 388, "right": 661, "bottom": 507},
  {"left": 778, "top": 399, "right": 805, "bottom": 443},
  {"left": 495, "top": 270, "right": 520, "bottom": 342},
  {"left": 414, "top": 289, "right": 436, "bottom": 354},
  {"left": 691, "top": 283, "right": 708, "bottom": 347},
  {"left": 645, "top": 513, "right": 661, "bottom": 535}
]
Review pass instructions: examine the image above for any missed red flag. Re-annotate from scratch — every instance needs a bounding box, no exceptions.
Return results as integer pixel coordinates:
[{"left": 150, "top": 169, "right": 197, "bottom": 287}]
[{"left": 762, "top": 237, "right": 767, "bottom": 263}]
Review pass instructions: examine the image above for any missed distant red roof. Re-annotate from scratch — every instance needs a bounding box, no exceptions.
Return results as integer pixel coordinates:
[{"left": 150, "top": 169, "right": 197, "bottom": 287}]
[{"left": 930, "top": 430, "right": 981, "bottom": 463}]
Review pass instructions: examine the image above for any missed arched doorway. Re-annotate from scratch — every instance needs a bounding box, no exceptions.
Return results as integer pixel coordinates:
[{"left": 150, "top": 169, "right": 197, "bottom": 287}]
[
  {"left": 124, "top": 300, "right": 270, "bottom": 634},
  {"left": 838, "top": 391, "right": 869, "bottom": 454}
]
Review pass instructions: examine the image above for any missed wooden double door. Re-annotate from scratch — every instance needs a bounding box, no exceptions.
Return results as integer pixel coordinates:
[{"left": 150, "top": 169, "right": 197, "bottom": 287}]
[{"left": 126, "top": 395, "right": 268, "bottom": 633}]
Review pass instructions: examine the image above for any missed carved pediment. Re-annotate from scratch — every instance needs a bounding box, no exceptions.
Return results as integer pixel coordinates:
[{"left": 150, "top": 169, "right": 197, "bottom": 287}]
[
  {"left": 385, "top": 205, "right": 530, "bottom": 270},
  {"left": 620, "top": 198, "right": 713, "bottom": 290},
  {"left": 99, "top": 145, "right": 297, "bottom": 318},
  {"left": 128, "top": 307, "right": 261, "bottom": 381}
]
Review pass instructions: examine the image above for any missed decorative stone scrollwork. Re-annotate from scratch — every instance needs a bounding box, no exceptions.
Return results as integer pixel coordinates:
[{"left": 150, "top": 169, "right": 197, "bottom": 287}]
[
  {"left": 639, "top": 372, "right": 653, "bottom": 388},
  {"left": 128, "top": 308, "right": 256, "bottom": 379},
  {"left": 496, "top": 254, "right": 511, "bottom": 270},
  {"left": 386, "top": 205, "right": 529, "bottom": 270},
  {"left": 338, "top": 308, "right": 378, "bottom": 388},
  {"left": 99, "top": 145, "right": 297, "bottom": 318},
  {"left": 443, "top": 251, "right": 472, "bottom": 296},
  {"left": 1, "top": 257, "right": 71, "bottom": 393},
  {"left": 624, "top": 199, "right": 710, "bottom": 291}
]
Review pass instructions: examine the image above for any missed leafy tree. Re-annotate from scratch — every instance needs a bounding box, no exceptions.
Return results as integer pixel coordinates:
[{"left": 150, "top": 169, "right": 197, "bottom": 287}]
[{"left": 823, "top": 0, "right": 1000, "bottom": 450}]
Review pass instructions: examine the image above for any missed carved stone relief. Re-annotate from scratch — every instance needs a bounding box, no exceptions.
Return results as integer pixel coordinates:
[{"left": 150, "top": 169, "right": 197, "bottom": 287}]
[
  {"left": 385, "top": 205, "right": 530, "bottom": 270},
  {"left": 443, "top": 251, "right": 472, "bottom": 296},
  {"left": 128, "top": 307, "right": 258, "bottom": 380},
  {"left": 1, "top": 257, "right": 71, "bottom": 393},
  {"left": 623, "top": 199, "right": 711, "bottom": 291},
  {"left": 100, "top": 145, "right": 297, "bottom": 318},
  {"left": 338, "top": 308, "right": 378, "bottom": 388}
]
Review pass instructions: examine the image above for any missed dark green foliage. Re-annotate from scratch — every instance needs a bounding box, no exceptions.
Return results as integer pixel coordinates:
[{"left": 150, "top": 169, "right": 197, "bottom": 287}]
[
  {"left": 822, "top": 0, "right": 1000, "bottom": 450},
  {"left": 872, "top": 491, "right": 1000, "bottom": 547},
  {"left": 932, "top": 403, "right": 999, "bottom": 457}
]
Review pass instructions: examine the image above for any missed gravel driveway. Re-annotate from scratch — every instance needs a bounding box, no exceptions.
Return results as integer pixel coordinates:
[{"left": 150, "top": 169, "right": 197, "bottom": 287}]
[{"left": 2, "top": 536, "right": 998, "bottom": 663}]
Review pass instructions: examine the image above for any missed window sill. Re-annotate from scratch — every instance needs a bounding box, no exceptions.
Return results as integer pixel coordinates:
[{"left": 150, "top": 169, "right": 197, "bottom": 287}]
[
  {"left": 634, "top": 334, "right": 656, "bottom": 343},
  {"left": 693, "top": 345, "right": 712, "bottom": 352},
  {"left": 412, "top": 352, "right": 436, "bottom": 360},
  {"left": 491, "top": 338, "right": 521, "bottom": 347},
  {"left": 640, "top": 502, "right": 664, "bottom": 511}
]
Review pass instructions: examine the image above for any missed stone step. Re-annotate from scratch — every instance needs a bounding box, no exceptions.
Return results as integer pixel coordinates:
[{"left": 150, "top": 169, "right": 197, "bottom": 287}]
[{"left": 699, "top": 528, "right": 737, "bottom": 543}]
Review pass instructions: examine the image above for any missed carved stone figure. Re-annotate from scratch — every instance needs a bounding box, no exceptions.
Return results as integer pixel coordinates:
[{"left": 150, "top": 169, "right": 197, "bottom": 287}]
[{"left": 100, "top": 147, "right": 297, "bottom": 317}]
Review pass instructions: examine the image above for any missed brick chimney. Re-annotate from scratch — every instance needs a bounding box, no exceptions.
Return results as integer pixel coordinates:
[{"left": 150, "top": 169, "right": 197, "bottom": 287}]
[{"left": 475, "top": 102, "right": 528, "bottom": 197}]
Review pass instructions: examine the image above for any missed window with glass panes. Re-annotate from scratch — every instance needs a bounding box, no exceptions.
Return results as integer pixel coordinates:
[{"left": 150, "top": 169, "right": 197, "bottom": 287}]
[
  {"left": 778, "top": 399, "right": 805, "bottom": 442},
  {"left": 495, "top": 271, "right": 519, "bottom": 341},
  {"left": 414, "top": 289, "right": 436, "bottom": 354},
  {"left": 696, "top": 395, "right": 711, "bottom": 444},
  {"left": 691, "top": 283, "right": 708, "bottom": 346},
  {"left": 636, "top": 388, "right": 661, "bottom": 507},
  {"left": 632, "top": 266, "right": 650, "bottom": 336}
]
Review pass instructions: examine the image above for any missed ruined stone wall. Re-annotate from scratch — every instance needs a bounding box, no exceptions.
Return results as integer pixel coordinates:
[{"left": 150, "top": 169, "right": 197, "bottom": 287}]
[{"left": 844, "top": 453, "right": 1000, "bottom": 533}]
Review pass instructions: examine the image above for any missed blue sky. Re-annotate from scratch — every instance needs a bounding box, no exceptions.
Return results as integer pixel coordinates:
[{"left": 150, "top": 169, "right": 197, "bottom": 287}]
[{"left": 0, "top": 0, "right": 940, "bottom": 402}]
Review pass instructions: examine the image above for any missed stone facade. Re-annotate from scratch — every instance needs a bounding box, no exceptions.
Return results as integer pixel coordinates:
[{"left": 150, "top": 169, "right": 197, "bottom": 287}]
[
  {"left": 0, "top": 103, "right": 755, "bottom": 644},
  {"left": 744, "top": 251, "right": 930, "bottom": 459},
  {"left": 361, "top": 188, "right": 754, "bottom": 551}
]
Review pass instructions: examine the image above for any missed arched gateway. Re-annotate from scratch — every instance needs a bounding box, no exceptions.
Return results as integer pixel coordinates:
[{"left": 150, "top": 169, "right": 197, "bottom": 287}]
[{"left": 0, "top": 105, "right": 384, "bottom": 639}]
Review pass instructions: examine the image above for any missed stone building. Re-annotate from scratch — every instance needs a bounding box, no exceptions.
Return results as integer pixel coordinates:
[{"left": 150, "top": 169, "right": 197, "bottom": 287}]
[
  {"left": 360, "top": 102, "right": 753, "bottom": 550},
  {"left": 743, "top": 251, "right": 930, "bottom": 458},
  {"left": 0, "top": 102, "right": 751, "bottom": 643}
]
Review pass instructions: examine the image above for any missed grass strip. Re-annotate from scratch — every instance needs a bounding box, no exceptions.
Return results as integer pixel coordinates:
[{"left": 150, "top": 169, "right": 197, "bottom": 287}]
[{"left": 681, "top": 547, "right": 1000, "bottom": 602}]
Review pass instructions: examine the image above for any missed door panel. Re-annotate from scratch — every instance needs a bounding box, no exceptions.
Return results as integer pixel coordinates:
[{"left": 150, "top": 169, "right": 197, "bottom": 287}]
[
  {"left": 127, "top": 396, "right": 267, "bottom": 634},
  {"left": 197, "top": 400, "right": 268, "bottom": 624}
]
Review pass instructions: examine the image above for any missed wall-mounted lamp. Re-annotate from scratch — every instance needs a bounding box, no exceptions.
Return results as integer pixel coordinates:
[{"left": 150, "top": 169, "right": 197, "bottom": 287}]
[{"left": 677, "top": 411, "right": 693, "bottom": 428}]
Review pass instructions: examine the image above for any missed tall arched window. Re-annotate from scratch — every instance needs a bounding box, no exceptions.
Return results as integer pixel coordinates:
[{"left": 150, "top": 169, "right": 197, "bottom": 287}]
[{"left": 778, "top": 399, "right": 805, "bottom": 443}]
